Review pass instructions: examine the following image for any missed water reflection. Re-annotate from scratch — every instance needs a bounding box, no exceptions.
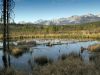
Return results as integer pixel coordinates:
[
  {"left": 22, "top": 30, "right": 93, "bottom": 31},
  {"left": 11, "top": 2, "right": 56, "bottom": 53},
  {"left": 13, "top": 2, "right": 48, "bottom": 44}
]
[
  {"left": 81, "top": 50, "right": 90, "bottom": 64},
  {"left": 2, "top": 55, "right": 8, "bottom": 68},
  {"left": 0, "top": 41, "right": 99, "bottom": 70},
  {"left": 2, "top": 53, "right": 11, "bottom": 68}
]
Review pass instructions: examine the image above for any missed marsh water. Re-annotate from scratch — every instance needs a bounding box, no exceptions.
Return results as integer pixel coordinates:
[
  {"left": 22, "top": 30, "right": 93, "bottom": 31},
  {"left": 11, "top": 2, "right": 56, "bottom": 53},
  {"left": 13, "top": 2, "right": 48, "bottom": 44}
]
[{"left": 0, "top": 40, "right": 99, "bottom": 71}]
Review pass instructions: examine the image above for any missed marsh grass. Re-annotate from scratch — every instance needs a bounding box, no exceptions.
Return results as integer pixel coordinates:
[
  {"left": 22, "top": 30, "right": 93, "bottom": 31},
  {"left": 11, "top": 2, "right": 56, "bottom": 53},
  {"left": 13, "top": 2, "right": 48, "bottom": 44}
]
[
  {"left": 0, "top": 53, "right": 100, "bottom": 75},
  {"left": 88, "top": 44, "right": 100, "bottom": 52},
  {"left": 59, "top": 52, "right": 80, "bottom": 60},
  {"left": 9, "top": 46, "right": 28, "bottom": 58},
  {"left": 0, "top": 68, "right": 15, "bottom": 75},
  {"left": 32, "top": 54, "right": 98, "bottom": 75},
  {"left": 34, "top": 56, "right": 53, "bottom": 65},
  {"left": 92, "top": 53, "right": 100, "bottom": 70}
]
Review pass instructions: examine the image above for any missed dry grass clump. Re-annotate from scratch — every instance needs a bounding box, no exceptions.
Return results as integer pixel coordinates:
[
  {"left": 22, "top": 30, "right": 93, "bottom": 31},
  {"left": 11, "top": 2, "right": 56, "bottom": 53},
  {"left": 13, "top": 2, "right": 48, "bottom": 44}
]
[
  {"left": 9, "top": 46, "right": 29, "bottom": 57},
  {"left": 0, "top": 68, "right": 15, "bottom": 75},
  {"left": 9, "top": 47, "right": 24, "bottom": 58},
  {"left": 33, "top": 54, "right": 98, "bottom": 75},
  {"left": 34, "top": 56, "right": 53, "bottom": 66},
  {"left": 60, "top": 54, "right": 67, "bottom": 60},
  {"left": 59, "top": 52, "right": 79, "bottom": 60},
  {"left": 0, "top": 68, "right": 32, "bottom": 75},
  {"left": 92, "top": 53, "right": 100, "bottom": 70},
  {"left": 88, "top": 44, "right": 100, "bottom": 52}
]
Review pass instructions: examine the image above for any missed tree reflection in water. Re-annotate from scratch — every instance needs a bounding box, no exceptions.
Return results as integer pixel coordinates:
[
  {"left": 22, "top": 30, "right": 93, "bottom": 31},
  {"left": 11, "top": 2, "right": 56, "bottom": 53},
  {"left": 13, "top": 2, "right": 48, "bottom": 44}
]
[{"left": 2, "top": 53, "right": 11, "bottom": 69}]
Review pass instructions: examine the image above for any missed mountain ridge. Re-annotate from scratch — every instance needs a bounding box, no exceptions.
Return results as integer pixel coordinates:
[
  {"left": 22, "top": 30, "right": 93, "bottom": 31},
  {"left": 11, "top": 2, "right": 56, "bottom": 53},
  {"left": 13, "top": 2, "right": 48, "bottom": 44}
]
[{"left": 34, "top": 13, "right": 100, "bottom": 25}]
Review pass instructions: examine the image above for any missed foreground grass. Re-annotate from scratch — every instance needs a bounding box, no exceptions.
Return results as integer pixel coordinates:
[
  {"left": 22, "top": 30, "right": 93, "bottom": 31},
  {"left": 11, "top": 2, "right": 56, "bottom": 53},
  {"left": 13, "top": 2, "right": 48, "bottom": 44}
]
[
  {"left": 0, "top": 53, "right": 100, "bottom": 75},
  {"left": 32, "top": 55, "right": 99, "bottom": 75}
]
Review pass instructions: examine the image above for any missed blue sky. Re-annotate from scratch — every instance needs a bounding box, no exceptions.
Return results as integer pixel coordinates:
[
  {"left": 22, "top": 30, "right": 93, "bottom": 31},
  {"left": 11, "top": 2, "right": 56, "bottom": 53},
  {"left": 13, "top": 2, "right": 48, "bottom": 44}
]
[{"left": 14, "top": 0, "right": 100, "bottom": 22}]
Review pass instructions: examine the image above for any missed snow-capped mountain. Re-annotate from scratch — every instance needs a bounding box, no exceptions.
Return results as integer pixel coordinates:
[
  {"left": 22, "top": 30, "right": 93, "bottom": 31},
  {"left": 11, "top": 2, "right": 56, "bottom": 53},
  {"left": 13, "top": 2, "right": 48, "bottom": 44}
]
[{"left": 34, "top": 13, "right": 100, "bottom": 25}]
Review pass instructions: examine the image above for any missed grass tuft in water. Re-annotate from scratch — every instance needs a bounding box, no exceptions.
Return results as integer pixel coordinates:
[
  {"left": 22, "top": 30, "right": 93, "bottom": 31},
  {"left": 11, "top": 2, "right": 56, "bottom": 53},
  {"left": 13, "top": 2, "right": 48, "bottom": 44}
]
[{"left": 34, "top": 56, "right": 53, "bottom": 66}]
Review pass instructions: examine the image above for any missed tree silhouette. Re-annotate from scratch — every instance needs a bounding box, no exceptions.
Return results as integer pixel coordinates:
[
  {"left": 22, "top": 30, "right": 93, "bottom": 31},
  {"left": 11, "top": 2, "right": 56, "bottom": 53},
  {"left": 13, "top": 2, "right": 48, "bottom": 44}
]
[{"left": 1, "top": 0, "right": 15, "bottom": 68}]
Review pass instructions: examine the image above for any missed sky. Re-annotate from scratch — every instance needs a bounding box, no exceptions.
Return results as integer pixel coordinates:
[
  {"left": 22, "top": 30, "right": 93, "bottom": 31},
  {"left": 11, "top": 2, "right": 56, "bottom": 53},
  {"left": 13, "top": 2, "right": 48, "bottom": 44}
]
[{"left": 14, "top": 0, "right": 100, "bottom": 23}]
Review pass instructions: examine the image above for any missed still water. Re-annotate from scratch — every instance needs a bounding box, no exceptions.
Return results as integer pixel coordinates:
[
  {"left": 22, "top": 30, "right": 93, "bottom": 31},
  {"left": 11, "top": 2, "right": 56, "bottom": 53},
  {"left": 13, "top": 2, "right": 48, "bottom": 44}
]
[{"left": 0, "top": 40, "right": 99, "bottom": 71}]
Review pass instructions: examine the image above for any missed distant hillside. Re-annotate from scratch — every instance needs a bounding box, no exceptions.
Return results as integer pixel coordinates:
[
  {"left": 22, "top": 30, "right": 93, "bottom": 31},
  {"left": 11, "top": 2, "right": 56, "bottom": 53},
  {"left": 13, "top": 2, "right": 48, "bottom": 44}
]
[{"left": 34, "top": 13, "right": 100, "bottom": 25}]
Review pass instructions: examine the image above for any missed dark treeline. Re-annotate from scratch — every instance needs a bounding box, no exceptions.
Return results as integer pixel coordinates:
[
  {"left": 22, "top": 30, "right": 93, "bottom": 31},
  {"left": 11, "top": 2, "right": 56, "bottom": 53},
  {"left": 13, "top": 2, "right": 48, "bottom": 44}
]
[{"left": 0, "top": 21, "right": 100, "bottom": 33}]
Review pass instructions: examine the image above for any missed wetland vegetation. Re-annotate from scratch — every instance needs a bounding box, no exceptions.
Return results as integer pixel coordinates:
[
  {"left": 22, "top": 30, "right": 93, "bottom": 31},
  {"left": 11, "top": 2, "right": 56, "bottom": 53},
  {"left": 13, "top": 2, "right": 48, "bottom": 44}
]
[
  {"left": 0, "top": 21, "right": 100, "bottom": 75},
  {"left": 0, "top": 21, "right": 100, "bottom": 40},
  {"left": 0, "top": 52, "right": 100, "bottom": 75}
]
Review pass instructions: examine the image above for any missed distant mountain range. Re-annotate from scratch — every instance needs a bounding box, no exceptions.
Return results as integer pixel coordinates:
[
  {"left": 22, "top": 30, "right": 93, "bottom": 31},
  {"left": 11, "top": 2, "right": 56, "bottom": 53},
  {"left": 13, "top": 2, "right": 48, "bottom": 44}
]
[
  {"left": 34, "top": 13, "right": 100, "bottom": 25},
  {"left": 1, "top": 13, "right": 100, "bottom": 25}
]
